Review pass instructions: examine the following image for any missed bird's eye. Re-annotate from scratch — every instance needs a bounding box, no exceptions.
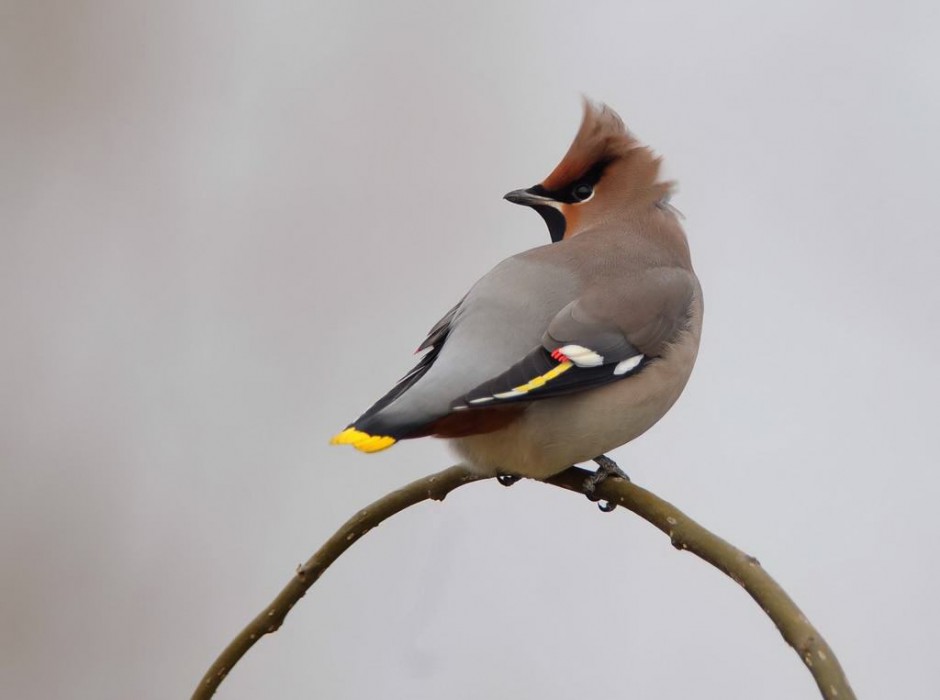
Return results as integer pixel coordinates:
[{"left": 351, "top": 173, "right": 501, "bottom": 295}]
[{"left": 572, "top": 184, "right": 594, "bottom": 202}]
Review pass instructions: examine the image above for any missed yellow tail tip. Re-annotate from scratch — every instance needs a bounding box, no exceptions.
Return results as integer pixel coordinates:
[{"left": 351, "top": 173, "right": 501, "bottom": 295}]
[{"left": 330, "top": 427, "right": 396, "bottom": 453}]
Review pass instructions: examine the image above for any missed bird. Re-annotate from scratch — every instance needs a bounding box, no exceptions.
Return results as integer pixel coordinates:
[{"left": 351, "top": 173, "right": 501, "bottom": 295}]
[{"left": 331, "top": 99, "right": 703, "bottom": 487}]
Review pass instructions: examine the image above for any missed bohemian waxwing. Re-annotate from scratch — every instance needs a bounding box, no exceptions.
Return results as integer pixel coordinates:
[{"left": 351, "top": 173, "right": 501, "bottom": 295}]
[{"left": 332, "top": 100, "right": 703, "bottom": 482}]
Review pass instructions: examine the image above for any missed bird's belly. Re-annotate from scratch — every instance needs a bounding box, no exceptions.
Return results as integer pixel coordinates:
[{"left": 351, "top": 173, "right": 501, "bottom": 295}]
[{"left": 448, "top": 331, "right": 699, "bottom": 479}]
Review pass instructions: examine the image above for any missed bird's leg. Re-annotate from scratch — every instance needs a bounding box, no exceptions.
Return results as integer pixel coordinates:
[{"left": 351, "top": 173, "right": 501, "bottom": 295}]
[
  {"left": 592, "top": 454, "right": 630, "bottom": 482},
  {"left": 496, "top": 473, "right": 520, "bottom": 487},
  {"left": 584, "top": 455, "right": 630, "bottom": 512}
]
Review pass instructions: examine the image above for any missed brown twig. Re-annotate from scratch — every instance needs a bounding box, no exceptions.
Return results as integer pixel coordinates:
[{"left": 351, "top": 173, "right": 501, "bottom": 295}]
[
  {"left": 546, "top": 468, "right": 855, "bottom": 700},
  {"left": 191, "top": 466, "right": 483, "bottom": 699},
  {"left": 192, "top": 464, "right": 855, "bottom": 700}
]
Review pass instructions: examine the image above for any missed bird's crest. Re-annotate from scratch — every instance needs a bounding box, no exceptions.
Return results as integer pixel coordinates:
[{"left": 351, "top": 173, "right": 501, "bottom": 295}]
[{"left": 541, "top": 99, "right": 638, "bottom": 191}]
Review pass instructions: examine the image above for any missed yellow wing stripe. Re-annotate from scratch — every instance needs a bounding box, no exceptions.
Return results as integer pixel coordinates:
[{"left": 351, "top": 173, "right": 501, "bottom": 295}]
[
  {"left": 512, "top": 360, "right": 573, "bottom": 393},
  {"left": 330, "top": 427, "right": 397, "bottom": 453},
  {"left": 335, "top": 361, "right": 574, "bottom": 447}
]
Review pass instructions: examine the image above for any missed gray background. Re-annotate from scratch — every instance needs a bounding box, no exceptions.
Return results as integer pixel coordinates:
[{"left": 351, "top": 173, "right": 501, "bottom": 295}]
[{"left": 2, "top": 1, "right": 938, "bottom": 698}]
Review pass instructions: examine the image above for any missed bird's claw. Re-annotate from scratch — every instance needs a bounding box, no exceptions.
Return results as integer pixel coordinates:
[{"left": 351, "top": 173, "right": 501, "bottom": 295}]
[{"left": 583, "top": 455, "right": 630, "bottom": 512}]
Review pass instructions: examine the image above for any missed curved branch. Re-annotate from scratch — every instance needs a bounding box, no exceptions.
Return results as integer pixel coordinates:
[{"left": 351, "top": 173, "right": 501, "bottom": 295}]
[
  {"left": 192, "top": 466, "right": 484, "bottom": 699},
  {"left": 192, "top": 465, "right": 855, "bottom": 700},
  {"left": 545, "top": 468, "right": 856, "bottom": 700}
]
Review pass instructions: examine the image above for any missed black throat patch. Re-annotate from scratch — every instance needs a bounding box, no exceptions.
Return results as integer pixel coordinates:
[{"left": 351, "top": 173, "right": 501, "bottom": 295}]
[{"left": 533, "top": 205, "right": 566, "bottom": 242}]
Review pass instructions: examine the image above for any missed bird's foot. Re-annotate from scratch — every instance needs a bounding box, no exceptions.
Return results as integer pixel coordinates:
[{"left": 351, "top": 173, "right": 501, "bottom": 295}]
[
  {"left": 497, "top": 473, "right": 521, "bottom": 487},
  {"left": 583, "top": 455, "right": 630, "bottom": 512}
]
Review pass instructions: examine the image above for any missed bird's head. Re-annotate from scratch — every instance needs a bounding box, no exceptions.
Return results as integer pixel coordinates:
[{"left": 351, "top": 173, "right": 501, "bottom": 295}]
[{"left": 504, "top": 99, "right": 673, "bottom": 242}]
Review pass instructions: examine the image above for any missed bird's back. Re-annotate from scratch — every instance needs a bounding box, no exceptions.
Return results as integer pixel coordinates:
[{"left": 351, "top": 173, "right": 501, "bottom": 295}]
[{"left": 354, "top": 215, "right": 693, "bottom": 439}]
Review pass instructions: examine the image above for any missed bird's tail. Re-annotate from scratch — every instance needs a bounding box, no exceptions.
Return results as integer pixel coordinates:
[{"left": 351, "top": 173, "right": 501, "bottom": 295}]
[{"left": 329, "top": 427, "right": 397, "bottom": 453}]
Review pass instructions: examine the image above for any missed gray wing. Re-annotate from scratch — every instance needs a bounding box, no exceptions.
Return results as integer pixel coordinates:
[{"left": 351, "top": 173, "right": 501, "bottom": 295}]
[
  {"left": 339, "top": 253, "right": 580, "bottom": 438},
  {"left": 349, "top": 301, "right": 462, "bottom": 429},
  {"left": 454, "top": 267, "right": 696, "bottom": 408}
]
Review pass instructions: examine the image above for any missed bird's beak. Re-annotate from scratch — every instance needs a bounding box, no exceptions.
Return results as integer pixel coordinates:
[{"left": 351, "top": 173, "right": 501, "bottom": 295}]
[{"left": 503, "top": 188, "right": 559, "bottom": 208}]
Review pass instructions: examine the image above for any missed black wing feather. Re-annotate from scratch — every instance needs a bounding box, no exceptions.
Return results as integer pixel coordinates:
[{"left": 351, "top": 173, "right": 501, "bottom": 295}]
[{"left": 453, "top": 347, "right": 649, "bottom": 410}]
